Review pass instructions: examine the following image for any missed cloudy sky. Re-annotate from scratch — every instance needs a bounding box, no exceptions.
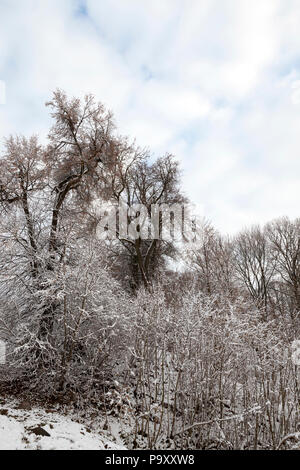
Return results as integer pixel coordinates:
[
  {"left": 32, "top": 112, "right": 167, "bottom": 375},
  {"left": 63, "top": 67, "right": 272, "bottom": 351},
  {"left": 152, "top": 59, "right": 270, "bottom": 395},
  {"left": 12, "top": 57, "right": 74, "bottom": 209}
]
[{"left": 0, "top": 0, "right": 300, "bottom": 234}]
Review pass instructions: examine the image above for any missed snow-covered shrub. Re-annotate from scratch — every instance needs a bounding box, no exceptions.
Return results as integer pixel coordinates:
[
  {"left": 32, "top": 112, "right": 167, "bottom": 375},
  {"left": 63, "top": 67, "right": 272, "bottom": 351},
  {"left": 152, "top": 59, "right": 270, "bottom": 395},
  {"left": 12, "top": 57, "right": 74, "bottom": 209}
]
[
  {"left": 0, "top": 240, "right": 135, "bottom": 401},
  {"left": 127, "top": 285, "right": 299, "bottom": 450}
]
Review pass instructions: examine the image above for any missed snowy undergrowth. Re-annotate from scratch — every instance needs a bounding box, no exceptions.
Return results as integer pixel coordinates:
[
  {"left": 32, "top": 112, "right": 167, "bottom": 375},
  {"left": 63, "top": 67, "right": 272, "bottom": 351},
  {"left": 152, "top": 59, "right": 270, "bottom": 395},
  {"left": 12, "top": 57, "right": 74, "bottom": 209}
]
[{"left": 0, "top": 398, "right": 127, "bottom": 450}]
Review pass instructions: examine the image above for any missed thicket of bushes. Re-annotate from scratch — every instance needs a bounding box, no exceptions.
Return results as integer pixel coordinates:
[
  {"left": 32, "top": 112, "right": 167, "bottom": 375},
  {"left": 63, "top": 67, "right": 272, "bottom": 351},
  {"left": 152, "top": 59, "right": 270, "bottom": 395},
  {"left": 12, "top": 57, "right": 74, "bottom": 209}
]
[{"left": 0, "top": 91, "right": 299, "bottom": 449}]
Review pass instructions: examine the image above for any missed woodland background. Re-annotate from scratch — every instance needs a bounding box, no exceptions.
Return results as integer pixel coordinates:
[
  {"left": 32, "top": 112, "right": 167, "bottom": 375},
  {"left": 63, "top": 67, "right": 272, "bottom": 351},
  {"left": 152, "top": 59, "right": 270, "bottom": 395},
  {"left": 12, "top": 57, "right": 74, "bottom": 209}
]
[{"left": 0, "top": 91, "right": 299, "bottom": 450}]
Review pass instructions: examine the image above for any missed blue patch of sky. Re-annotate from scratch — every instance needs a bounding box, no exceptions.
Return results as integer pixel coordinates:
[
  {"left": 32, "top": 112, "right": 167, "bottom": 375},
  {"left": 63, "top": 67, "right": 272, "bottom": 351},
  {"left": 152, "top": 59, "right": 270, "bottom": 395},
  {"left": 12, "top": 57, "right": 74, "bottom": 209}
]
[
  {"left": 0, "top": 54, "right": 21, "bottom": 81},
  {"left": 74, "top": 0, "right": 88, "bottom": 18},
  {"left": 178, "top": 120, "right": 211, "bottom": 148},
  {"left": 140, "top": 65, "right": 153, "bottom": 82},
  {"left": 85, "top": 20, "right": 136, "bottom": 56},
  {"left": 270, "top": 56, "right": 300, "bottom": 81}
]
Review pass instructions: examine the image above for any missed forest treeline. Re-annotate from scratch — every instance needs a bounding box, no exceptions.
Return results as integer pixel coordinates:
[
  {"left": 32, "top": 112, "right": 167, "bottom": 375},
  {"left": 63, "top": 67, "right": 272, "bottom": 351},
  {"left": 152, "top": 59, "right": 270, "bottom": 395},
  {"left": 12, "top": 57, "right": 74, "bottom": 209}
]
[{"left": 0, "top": 91, "right": 299, "bottom": 450}]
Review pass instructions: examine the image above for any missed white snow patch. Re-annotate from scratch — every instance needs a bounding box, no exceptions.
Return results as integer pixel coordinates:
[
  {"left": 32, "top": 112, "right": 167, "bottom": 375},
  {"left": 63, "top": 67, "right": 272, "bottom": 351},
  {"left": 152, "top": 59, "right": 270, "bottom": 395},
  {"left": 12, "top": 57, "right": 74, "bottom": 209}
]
[{"left": 0, "top": 400, "right": 127, "bottom": 450}]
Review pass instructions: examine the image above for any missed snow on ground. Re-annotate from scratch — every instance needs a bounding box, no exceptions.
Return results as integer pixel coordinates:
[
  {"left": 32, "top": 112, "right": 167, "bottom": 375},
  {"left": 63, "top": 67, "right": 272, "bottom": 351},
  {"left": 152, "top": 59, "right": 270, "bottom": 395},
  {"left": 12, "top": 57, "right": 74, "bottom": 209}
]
[{"left": 0, "top": 399, "right": 127, "bottom": 450}]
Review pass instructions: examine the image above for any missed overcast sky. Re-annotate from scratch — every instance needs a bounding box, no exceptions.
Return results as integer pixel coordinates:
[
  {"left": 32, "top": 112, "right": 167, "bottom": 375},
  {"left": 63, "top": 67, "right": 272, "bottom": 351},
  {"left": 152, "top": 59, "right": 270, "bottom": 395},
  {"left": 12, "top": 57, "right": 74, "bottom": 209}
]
[{"left": 0, "top": 0, "right": 300, "bottom": 234}]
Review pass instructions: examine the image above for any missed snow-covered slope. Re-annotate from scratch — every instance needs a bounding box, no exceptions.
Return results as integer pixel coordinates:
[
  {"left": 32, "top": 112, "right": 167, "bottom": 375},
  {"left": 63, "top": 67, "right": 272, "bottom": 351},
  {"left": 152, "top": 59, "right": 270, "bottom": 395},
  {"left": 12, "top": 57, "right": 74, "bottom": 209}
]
[{"left": 0, "top": 399, "right": 127, "bottom": 450}]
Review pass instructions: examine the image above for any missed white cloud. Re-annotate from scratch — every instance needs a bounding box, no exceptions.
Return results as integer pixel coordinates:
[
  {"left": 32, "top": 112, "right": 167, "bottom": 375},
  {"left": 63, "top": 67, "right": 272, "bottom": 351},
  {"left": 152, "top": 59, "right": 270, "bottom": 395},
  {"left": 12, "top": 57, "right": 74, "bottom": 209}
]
[{"left": 291, "top": 80, "right": 300, "bottom": 104}]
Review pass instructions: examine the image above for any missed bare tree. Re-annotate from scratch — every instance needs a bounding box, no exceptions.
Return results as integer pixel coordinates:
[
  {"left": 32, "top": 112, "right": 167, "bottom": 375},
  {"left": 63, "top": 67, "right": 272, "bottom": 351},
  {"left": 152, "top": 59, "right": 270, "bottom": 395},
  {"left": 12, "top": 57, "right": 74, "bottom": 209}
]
[
  {"left": 0, "top": 90, "right": 116, "bottom": 339},
  {"left": 233, "top": 226, "right": 276, "bottom": 317},
  {"left": 185, "top": 219, "right": 235, "bottom": 297},
  {"left": 266, "top": 217, "right": 300, "bottom": 319},
  {"left": 104, "top": 152, "right": 186, "bottom": 289},
  {"left": 0, "top": 136, "right": 46, "bottom": 277}
]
